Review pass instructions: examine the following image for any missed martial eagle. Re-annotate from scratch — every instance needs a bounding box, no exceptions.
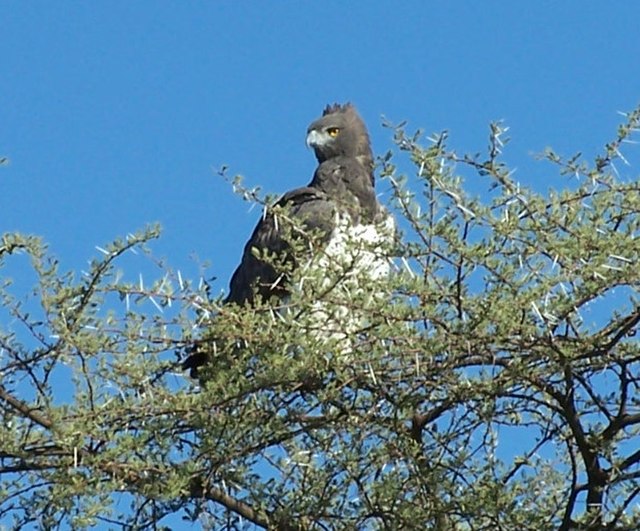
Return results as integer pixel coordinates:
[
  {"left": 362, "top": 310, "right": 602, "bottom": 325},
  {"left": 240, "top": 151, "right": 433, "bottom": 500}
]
[{"left": 184, "top": 103, "right": 394, "bottom": 376}]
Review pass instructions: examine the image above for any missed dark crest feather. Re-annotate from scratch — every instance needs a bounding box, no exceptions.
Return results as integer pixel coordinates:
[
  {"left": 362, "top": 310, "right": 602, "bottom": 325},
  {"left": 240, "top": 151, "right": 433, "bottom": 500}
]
[{"left": 322, "top": 102, "right": 353, "bottom": 116}]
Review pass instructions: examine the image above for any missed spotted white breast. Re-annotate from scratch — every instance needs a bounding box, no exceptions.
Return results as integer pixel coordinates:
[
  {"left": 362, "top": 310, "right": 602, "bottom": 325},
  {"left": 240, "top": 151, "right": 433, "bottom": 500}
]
[{"left": 287, "top": 211, "right": 396, "bottom": 356}]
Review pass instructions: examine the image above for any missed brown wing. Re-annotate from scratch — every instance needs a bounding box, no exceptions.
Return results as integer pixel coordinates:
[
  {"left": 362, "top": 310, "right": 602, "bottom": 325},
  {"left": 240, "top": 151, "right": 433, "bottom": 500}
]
[
  {"left": 182, "top": 188, "right": 336, "bottom": 377},
  {"left": 226, "top": 186, "right": 336, "bottom": 305}
]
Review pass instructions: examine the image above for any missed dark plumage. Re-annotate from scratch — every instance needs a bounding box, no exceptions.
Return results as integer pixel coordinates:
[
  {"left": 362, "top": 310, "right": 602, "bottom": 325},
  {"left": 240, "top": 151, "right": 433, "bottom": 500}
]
[
  {"left": 183, "top": 103, "right": 393, "bottom": 376},
  {"left": 226, "top": 186, "right": 336, "bottom": 305}
]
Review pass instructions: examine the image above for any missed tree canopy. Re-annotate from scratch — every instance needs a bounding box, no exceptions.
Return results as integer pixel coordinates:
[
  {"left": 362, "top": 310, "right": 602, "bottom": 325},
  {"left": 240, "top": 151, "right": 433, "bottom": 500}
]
[{"left": 2, "top": 106, "right": 640, "bottom": 530}]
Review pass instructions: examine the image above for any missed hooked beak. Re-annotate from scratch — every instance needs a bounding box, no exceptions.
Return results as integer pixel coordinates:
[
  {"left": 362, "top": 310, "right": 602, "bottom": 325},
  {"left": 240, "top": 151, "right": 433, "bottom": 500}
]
[{"left": 306, "top": 129, "right": 327, "bottom": 149}]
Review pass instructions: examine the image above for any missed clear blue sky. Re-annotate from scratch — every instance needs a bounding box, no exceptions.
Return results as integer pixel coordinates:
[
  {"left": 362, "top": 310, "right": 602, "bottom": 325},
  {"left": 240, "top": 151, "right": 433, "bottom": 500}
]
[
  {"left": 3, "top": 1, "right": 639, "bottom": 287},
  {"left": 2, "top": 2, "right": 640, "bottom": 528}
]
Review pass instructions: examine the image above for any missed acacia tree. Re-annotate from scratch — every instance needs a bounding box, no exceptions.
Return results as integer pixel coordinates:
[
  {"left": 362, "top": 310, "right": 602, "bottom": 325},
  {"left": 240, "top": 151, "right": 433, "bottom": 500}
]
[{"left": 1, "top": 107, "right": 640, "bottom": 530}]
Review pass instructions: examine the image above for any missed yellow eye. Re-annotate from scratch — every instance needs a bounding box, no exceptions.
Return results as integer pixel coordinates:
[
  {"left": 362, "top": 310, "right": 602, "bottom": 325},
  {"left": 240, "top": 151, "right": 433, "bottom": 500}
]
[{"left": 327, "top": 127, "right": 340, "bottom": 137}]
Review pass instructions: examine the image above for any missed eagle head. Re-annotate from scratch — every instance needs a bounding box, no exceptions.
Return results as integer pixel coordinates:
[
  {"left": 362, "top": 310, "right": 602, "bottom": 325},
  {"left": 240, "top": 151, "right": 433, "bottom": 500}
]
[{"left": 306, "top": 103, "right": 373, "bottom": 168}]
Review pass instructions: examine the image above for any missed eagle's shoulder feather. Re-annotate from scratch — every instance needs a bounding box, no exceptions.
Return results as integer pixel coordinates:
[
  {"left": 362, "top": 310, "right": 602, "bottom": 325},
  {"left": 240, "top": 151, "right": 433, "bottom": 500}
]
[{"left": 226, "top": 187, "right": 337, "bottom": 305}]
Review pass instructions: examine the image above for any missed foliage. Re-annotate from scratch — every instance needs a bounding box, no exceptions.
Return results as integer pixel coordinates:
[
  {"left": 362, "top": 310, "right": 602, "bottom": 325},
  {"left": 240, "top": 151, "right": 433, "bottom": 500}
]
[{"left": 2, "top": 106, "right": 640, "bottom": 530}]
